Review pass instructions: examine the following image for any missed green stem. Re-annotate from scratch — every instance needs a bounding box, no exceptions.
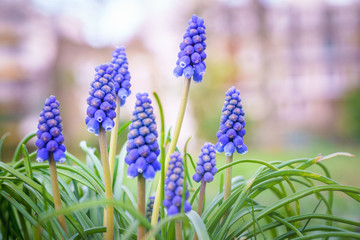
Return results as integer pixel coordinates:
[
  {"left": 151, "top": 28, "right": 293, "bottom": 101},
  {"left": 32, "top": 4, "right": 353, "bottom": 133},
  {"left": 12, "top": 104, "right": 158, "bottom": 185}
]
[
  {"left": 151, "top": 77, "right": 191, "bottom": 226},
  {"left": 48, "top": 154, "right": 67, "bottom": 235},
  {"left": 138, "top": 174, "right": 146, "bottom": 240},
  {"left": 224, "top": 155, "right": 233, "bottom": 200},
  {"left": 194, "top": 180, "right": 206, "bottom": 240},
  {"left": 222, "top": 154, "right": 233, "bottom": 222},
  {"left": 197, "top": 180, "right": 206, "bottom": 216},
  {"left": 99, "top": 127, "right": 114, "bottom": 240},
  {"left": 109, "top": 96, "right": 121, "bottom": 182},
  {"left": 153, "top": 92, "right": 166, "bottom": 239},
  {"left": 175, "top": 221, "right": 183, "bottom": 240}
]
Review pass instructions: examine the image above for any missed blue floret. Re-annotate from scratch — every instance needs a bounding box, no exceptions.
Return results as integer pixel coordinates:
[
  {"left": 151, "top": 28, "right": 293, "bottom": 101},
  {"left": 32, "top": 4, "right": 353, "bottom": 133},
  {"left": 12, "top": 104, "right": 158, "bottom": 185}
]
[
  {"left": 125, "top": 93, "right": 161, "bottom": 180},
  {"left": 86, "top": 63, "right": 117, "bottom": 134},
  {"left": 192, "top": 143, "right": 217, "bottom": 183},
  {"left": 35, "top": 95, "right": 66, "bottom": 163},
  {"left": 163, "top": 152, "right": 191, "bottom": 216},
  {"left": 174, "top": 15, "right": 207, "bottom": 82},
  {"left": 215, "top": 87, "right": 247, "bottom": 156},
  {"left": 111, "top": 46, "right": 131, "bottom": 106}
]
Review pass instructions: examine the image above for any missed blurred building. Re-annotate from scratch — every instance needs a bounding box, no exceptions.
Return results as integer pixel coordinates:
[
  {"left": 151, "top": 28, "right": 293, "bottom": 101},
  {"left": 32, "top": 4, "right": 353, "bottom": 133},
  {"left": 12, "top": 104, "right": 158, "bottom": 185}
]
[{"left": 0, "top": 0, "right": 359, "bottom": 160}]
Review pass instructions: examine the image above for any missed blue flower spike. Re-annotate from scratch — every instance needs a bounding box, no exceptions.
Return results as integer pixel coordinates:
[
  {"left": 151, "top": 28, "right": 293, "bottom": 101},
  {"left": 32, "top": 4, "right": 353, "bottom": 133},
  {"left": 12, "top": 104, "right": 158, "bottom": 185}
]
[
  {"left": 215, "top": 87, "right": 247, "bottom": 156},
  {"left": 125, "top": 93, "right": 161, "bottom": 180},
  {"left": 146, "top": 196, "right": 160, "bottom": 221},
  {"left": 193, "top": 142, "right": 217, "bottom": 183},
  {"left": 85, "top": 63, "right": 117, "bottom": 134},
  {"left": 174, "top": 14, "right": 207, "bottom": 82},
  {"left": 35, "top": 95, "right": 66, "bottom": 163},
  {"left": 163, "top": 152, "right": 191, "bottom": 216},
  {"left": 111, "top": 46, "right": 131, "bottom": 106}
]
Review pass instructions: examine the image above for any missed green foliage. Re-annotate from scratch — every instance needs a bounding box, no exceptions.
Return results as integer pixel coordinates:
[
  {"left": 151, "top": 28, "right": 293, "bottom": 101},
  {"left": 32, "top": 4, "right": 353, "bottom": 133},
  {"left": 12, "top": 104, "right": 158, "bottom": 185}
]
[
  {"left": 0, "top": 127, "right": 359, "bottom": 239},
  {"left": 341, "top": 86, "right": 360, "bottom": 141},
  {"left": 0, "top": 93, "right": 360, "bottom": 239}
]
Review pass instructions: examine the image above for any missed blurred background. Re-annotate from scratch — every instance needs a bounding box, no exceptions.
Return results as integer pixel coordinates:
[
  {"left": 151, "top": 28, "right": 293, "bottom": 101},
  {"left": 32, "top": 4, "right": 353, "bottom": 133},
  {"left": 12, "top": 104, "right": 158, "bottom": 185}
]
[{"left": 0, "top": 0, "right": 359, "bottom": 198}]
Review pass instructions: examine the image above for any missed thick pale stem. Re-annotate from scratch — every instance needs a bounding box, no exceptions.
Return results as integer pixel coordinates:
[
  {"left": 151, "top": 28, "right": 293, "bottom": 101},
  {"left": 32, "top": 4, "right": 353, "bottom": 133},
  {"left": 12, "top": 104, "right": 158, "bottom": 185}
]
[
  {"left": 109, "top": 96, "right": 121, "bottom": 181},
  {"left": 224, "top": 155, "right": 233, "bottom": 201},
  {"left": 194, "top": 180, "right": 206, "bottom": 240},
  {"left": 151, "top": 78, "right": 191, "bottom": 226},
  {"left": 137, "top": 174, "right": 146, "bottom": 240},
  {"left": 49, "top": 154, "right": 67, "bottom": 235},
  {"left": 197, "top": 180, "right": 206, "bottom": 217},
  {"left": 222, "top": 154, "right": 233, "bottom": 222},
  {"left": 99, "top": 127, "right": 114, "bottom": 240},
  {"left": 175, "top": 221, "right": 183, "bottom": 240}
]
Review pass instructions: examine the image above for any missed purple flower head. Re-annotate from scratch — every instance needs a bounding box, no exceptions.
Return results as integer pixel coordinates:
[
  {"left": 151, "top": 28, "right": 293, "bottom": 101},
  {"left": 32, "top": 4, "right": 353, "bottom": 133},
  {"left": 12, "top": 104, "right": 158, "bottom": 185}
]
[
  {"left": 35, "top": 95, "right": 66, "bottom": 163},
  {"left": 174, "top": 14, "right": 207, "bottom": 82},
  {"left": 125, "top": 93, "right": 161, "bottom": 180},
  {"left": 146, "top": 196, "right": 160, "bottom": 221},
  {"left": 111, "top": 46, "right": 131, "bottom": 106},
  {"left": 85, "top": 63, "right": 117, "bottom": 134},
  {"left": 193, "top": 142, "right": 217, "bottom": 183},
  {"left": 215, "top": 87, "right": 247, "bottom": 156},
  {"left": 163, "top": 152, "right": 191, "bottom": 216}
]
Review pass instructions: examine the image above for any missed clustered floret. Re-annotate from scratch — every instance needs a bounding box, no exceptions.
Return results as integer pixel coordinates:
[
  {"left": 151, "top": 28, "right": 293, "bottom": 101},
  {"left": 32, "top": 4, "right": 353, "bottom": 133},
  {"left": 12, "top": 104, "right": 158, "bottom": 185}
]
[
  {"left": 174, "top": 14, "right": 207, "bottom": 82},
  {"left": 215, "top": 87, "right": 247, "bottom": 156},
  {"left": 193, "top": 143, "right": 217, "bottom": 183},
  {"left": 146, "top": 196, "right": 155, "bottom": 221},
  {"left": 125, "top": 93, "right": 161, "bottom": 180},
  {"left": 163, "top": 152, "right": 191, "bottom": 216},
  {"left": 111, "top": 46, "right": 131, "bottom": 106},
  {"left": 85, "top": 64, "right": 117, "bottom": 134},
  {"left": 35, "top": 95, "right": 66, "bottom": 163}
]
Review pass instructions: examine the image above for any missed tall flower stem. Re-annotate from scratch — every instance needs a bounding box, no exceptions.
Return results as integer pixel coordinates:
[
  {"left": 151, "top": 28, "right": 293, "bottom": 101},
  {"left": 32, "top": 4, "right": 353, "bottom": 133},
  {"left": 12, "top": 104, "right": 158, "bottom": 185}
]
[
  {"left": 109, "top": 96, "right": 121, "bottom": 181},
  {"left": 153, "top": 92, "right": 166, "bottom": 238},
  {"left": 224, "top": 154, "right": 233, "bottom": 200},
  {"left": 194, "top": 179, "right": 206, "bottom": 240},
  {"left": 197, "top": 180, "right": 206, "bottom": 217},
  {"left": 175, "top": 221, "right": 183, "bottom": 240},
  {"left": 99, "top": 127, "right": 114, "bottom": 240},
  {"left": 222, "top": 154, "right": 233, "bottom": 221},
  {"left": 151, "top": 77, "right": 191, "bottom": 226},
  {"left": 137, "top": 174, "right": 146, "bottom": 239},
  {"left": 48, "top": 154, "right": 67, "bottom": 235}
]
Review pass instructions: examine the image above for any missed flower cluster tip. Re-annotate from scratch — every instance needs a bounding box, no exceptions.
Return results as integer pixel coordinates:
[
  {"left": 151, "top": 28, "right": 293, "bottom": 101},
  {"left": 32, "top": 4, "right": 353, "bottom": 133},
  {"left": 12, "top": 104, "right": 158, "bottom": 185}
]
[
  {"left": 111, "top": 46, "right": 131, "bottom": 106},
  {"left": 125, "top": 93, "right": 161, "bottom": 180},
  {"left": 174, "top": 14, "right": 207, "bottom": 82},
  {"left": 215, "top": 86, "right": 247, "bottom": 156},
  {"left": 35, "top": 95, "right": 66, "bottom": 163},
  {"left": 193, "top": 142, "right": 217, "bottom": 183},
  {"left": 163, "top": 152, "right": 191, "bottom": 216},
  {"left": 85, "top": 63, "right": 117, "bottom": 134}
]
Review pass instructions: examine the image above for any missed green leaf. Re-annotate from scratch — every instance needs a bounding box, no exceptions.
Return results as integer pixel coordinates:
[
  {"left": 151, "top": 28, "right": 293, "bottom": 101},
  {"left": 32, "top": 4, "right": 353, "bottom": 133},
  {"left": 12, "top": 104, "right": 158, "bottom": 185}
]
[
  {"left": 0, "top": 133, "right": 10, "bottom": 162},
  {"left": 12, "top": 132, "right": 36, "bottom": 163},
  {"left": 80, "top": 141, "right": 104, "bottom": 182},
  {"left": 186, "top": 210, "right": 210, "bottom": 240},
  {"left": 21, "top": 145, "right": 33, "bottom": 180},
  {"left": 69, "top": 227, "right": 106, "bottom": 240}
]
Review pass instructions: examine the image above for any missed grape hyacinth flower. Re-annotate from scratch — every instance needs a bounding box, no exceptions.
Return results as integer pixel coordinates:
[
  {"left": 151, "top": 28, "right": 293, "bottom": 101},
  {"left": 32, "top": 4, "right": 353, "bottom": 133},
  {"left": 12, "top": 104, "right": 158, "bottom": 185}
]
[
  {"left": 163, "top": 152, "right": 191, "bottom": 216},
  {"left": 146, "top": 196, "right": 160, "bottom": 233},
  {"left": 174, "top": 14, "right": 207, "bottom": 82},
  {"left": 86, "top": 63, "right": 116, "bottom": 239},
  {"left": 108, "top": 47, "right": 131, "bottom": 182},
  {"left": 215, "top": 87, "right": 247, "bottom": 156},
  {"left": 85, "top": 63, "right": 117, "bottom": 134},
  {"left": 111, "top": 46, "right": 131, "bottom": 106},
  {"left": 35, "top": 95, "right": 66, "bottom": 163},
  {"left": 193, "top": 143, "right": 217, "bottom": 183},
  {"left": 125, "top": 93, "right": 161, "bottom": 180},
  {"left": 146, "top": 196, "right": 156, "bottom": 221},
  {"left": 35, "top": 95, "right": 68, "bottom": 234},
  {"left": 152, "top": 14, "right": 207, "bottom": 227}
]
